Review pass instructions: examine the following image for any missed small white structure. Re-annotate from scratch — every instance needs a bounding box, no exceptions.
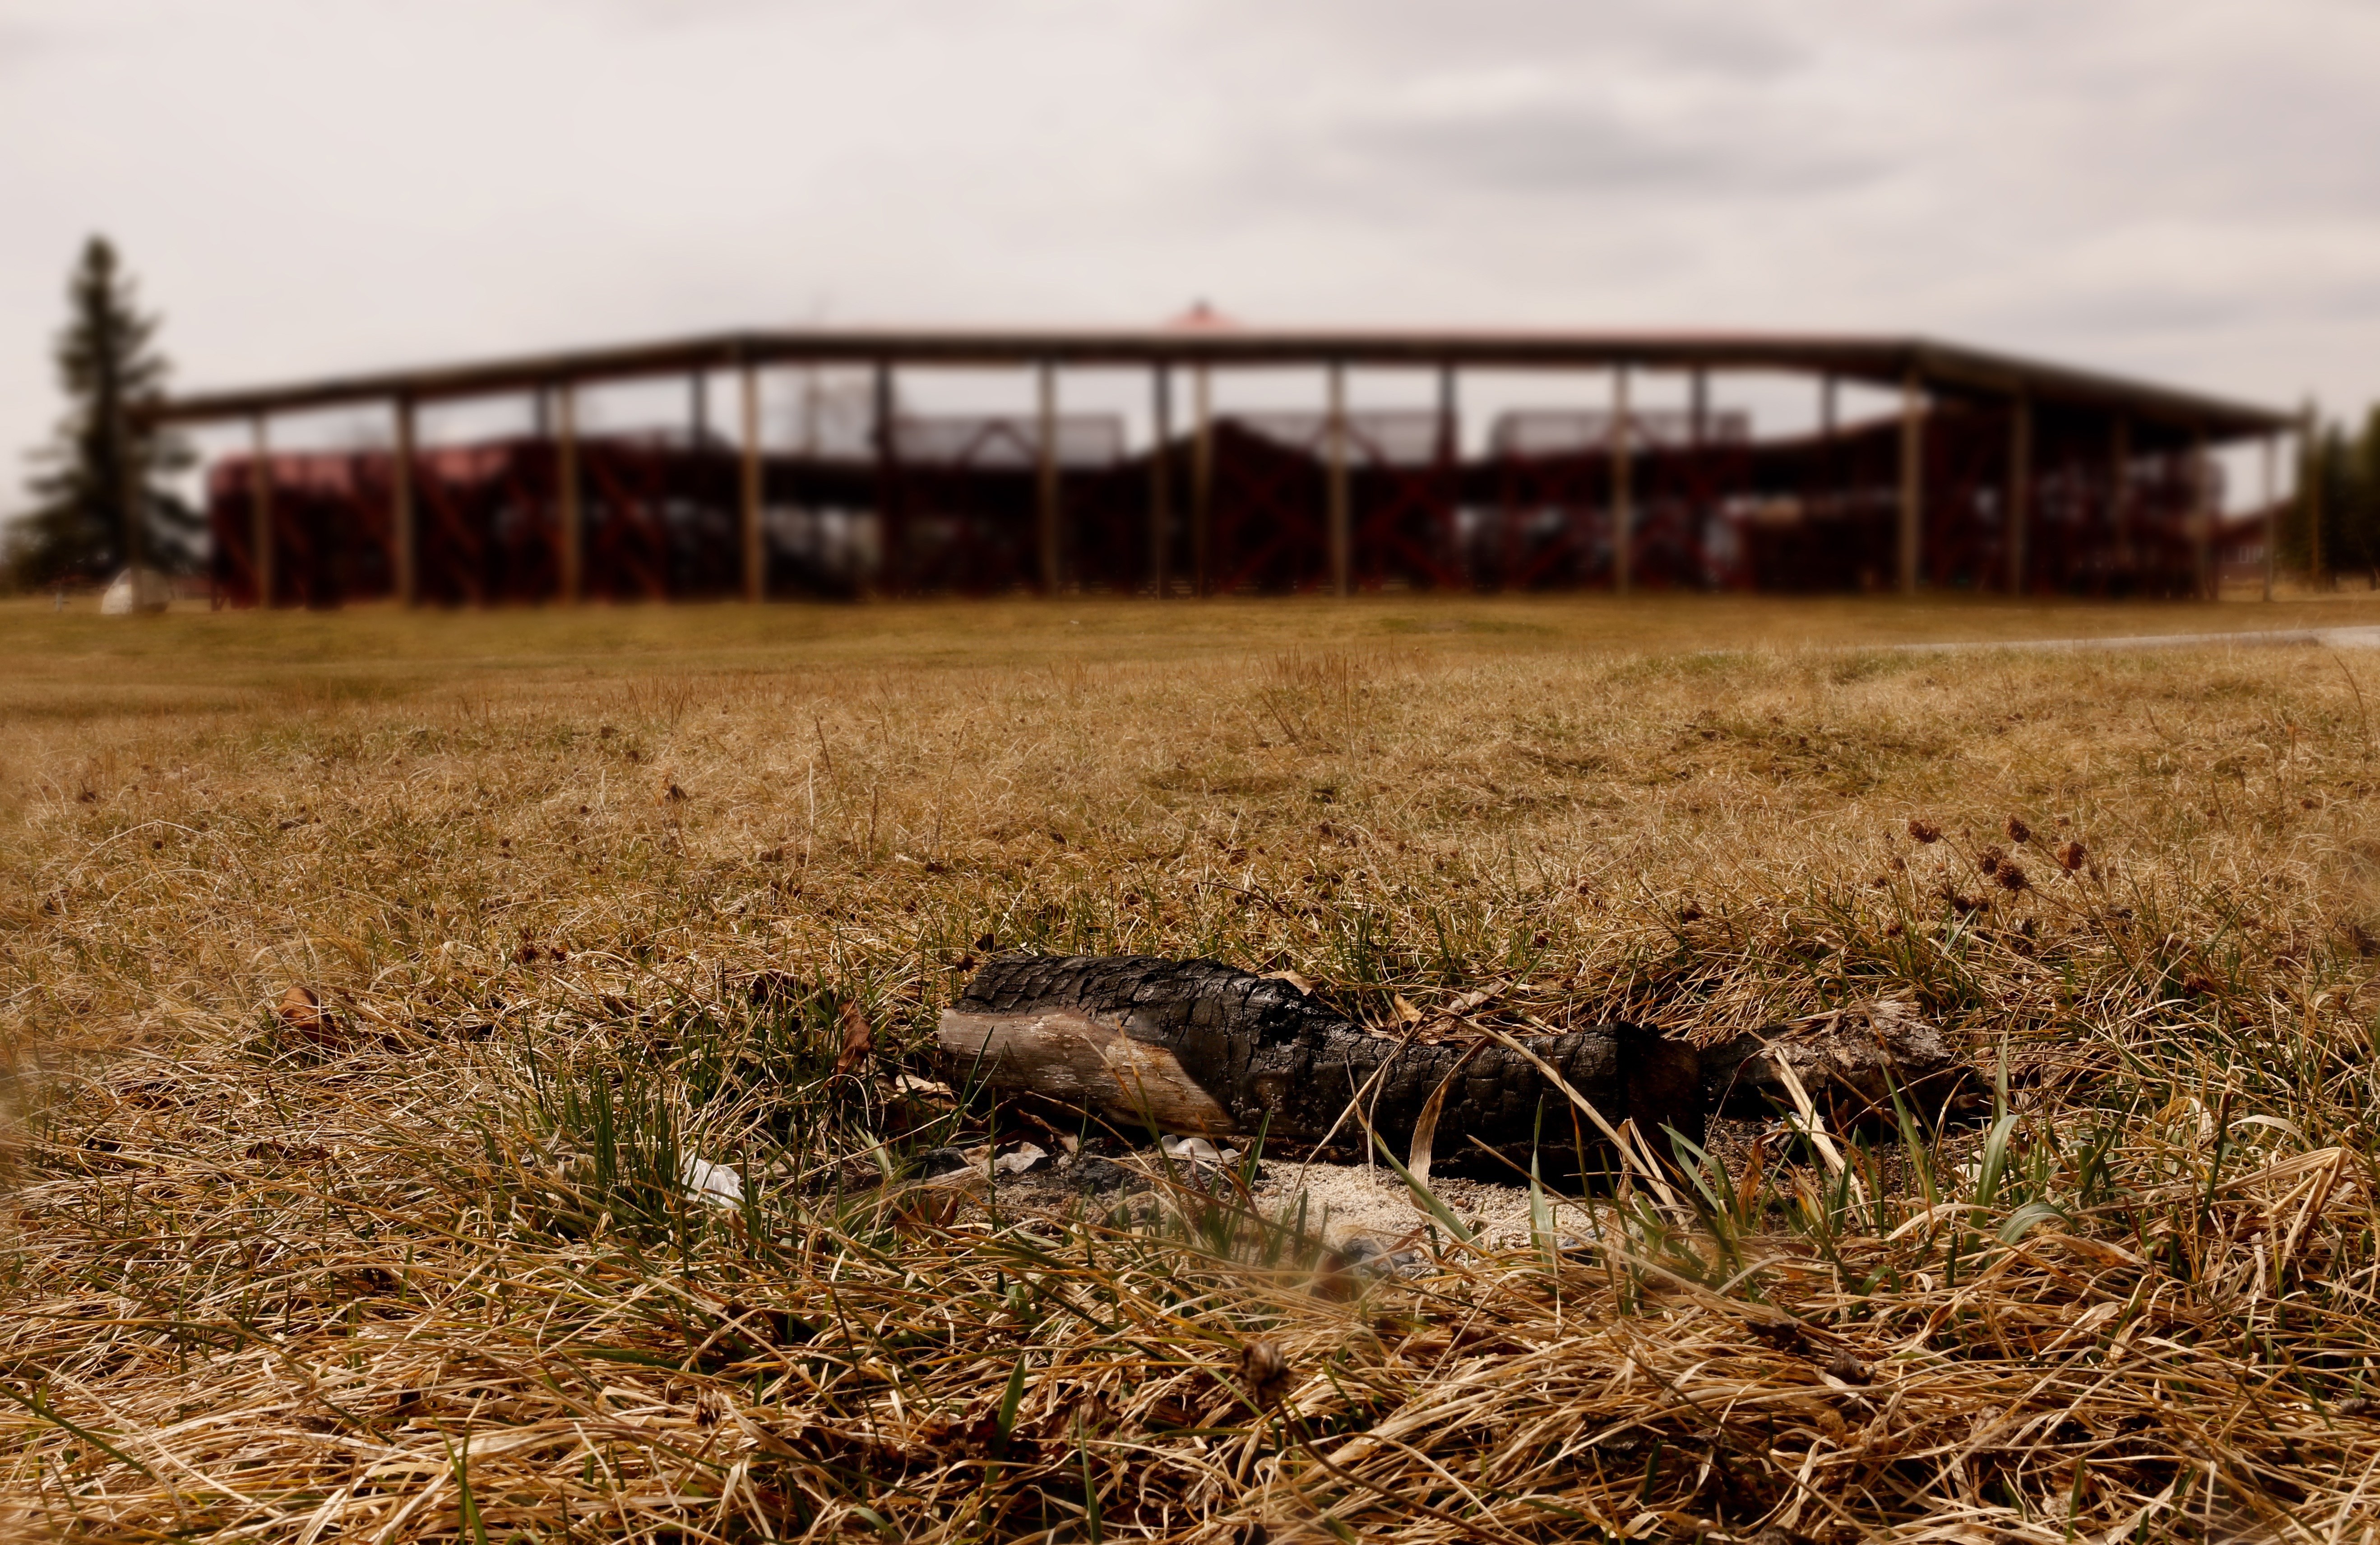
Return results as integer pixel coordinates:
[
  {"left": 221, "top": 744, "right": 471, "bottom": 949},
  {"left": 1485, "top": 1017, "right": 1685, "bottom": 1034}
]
[{"left": 99, "top": 568, "right": 173, "bottom": 615}]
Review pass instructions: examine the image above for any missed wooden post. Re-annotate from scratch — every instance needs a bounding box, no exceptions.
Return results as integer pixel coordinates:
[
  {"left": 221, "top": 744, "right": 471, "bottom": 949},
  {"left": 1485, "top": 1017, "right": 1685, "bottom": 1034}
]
[
  {"left": 1813, "top": 374, "right": 1837, "bottom": 533},
  {"left": 556, "top": 384, "right": 582, "bottom": 604},
  {"left": 1898, "top": 369, "right": 1924, "bottom": 595},
  {"left": 2262, "top": 432, "right": 2277, "bottom": 601},
  {"left": 1037, "top": 361, "right": 1061, "bottom": 595},
  {"left": 249, "top": 414, "right": 274, "bottom": 608},
  {"left": 392, "top": 397, "right": 417, "bottom": 607},
  {"left": 691, "top": 371, "right": 708, "bottom": 447},
  {"left": 2303, "top": 403, "right": 2324, "bottom": 592},
  {"left": 1436, "top": 361, "right": 1460, "bottom": 587},
  {"left": 1191, "top": 364, "right": 1213, "bottom": 597},
  {"left": 1149, "top": 363, "right": 1172, "bottom": 597},
  {"left": 1326, "top": 361, "right": 1350, "bottom": 597},
  {"left": 2190, "top": 428, "right": 2213, "bottom": 601},
  {"left": 740, "top": 362, "right": 764, "bottom": 603},
  {"left": 2109, "top": 416, "right": 2132, "bottom": 580},
  {"left": 874, "top": 361, "right": 899, "bottom": 595},
  {"left": 1688, "top": 365, "right": 1709, "bottom": 581},
  {"left": 1611, "top": 365, "right": 1633, "bottom": 595},
  {"left": 2005, "top": 394, "right": 2031, "bottom": 596}
]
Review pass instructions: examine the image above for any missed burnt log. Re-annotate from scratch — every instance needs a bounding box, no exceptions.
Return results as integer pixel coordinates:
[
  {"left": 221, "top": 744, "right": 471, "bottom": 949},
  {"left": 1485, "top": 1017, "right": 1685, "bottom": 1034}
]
[
  {"left": 938, "top": 953, "right": 1702, "bottom": 1180},
  {"left": 1698, "top": 999, "right": 1977, "bottom": 1128}
]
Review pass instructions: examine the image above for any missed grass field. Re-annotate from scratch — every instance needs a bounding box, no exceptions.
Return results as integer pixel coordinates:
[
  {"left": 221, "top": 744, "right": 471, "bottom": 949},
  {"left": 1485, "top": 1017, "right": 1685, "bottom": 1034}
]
[{"left": 10, "top": 591, "right": 2380, "bottom": 1542}]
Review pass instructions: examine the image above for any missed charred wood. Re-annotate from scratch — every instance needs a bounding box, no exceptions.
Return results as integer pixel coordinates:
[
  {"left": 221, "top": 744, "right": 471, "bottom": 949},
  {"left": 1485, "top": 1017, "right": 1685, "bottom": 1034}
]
[{"left": 938, "top": 953, "right": 1703, "bottom": 1180}]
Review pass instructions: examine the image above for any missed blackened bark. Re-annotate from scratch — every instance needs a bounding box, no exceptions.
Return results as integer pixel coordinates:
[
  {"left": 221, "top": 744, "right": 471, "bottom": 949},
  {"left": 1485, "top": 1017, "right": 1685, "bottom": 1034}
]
[
  {"left": 1698, "top": 1003, "right": 1977, "bottom": 1128},
  {"left": 941, "top": 953, "right": 1702, "bottom": 1180}
]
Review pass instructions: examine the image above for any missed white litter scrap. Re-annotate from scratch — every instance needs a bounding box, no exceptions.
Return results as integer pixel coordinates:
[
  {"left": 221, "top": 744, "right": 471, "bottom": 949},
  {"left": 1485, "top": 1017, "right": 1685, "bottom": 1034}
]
[
  {"left": 681, "top": 1156, "right": 745, "bottom": 1207},
  {"left": 99, "top": 568, "right": 174, "bottom": 615},
  {"left": 1161, "top": 1135, "right": 1240, "bottom": 1166},
  {"left": 993, "top": 1143, "right": 1049, "bottom": 1176}
]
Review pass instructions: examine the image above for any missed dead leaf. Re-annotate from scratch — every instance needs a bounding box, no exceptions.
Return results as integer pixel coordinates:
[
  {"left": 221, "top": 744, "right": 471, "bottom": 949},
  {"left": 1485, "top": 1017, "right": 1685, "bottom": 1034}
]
[
  {"left": 919, "top": 1405, "right": 1004, "bottom": 1457},
  {"left": 246, "top": 1138, "right": 330, "bottom": 1165},
  {"left": 1238, "top": 1339, "right": 1291, "bottom": 1404},
  {"left": 1408, "top": 1039, "right": 1489, "bottom": 1185},
  {"left": 278, "top": 985, "right": 343, "bottom": 1050},
  {"left": 1312, "top": 1249, "right": 1357, "bottom": 1302},
  {"left": 1446, "top": 981, "right": 1506, "bottom": 1016},
  {"left": 1070, "top": 1390, "right": 1116, "bottom": 1432},
  {"left": 835, "top": 1001, "right": 874, "bottom": 1076},
  {"left": 993, "top": 1143, "right": 1048, "bottom": 1176},
  {"left": 1260, "top": 970, "right": 1316, "bottom": 996}
]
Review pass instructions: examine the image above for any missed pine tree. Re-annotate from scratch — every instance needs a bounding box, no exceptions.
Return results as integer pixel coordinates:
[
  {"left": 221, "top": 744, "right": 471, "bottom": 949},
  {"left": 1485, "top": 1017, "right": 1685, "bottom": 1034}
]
[
  {"left": 9, "top": 237, "right": 197, "bottom": 588},
  {"left": 2351, "top": 407, "right": 2380, "bottom": 590},
  {"left": 2290, "top": 407, "right": 2380, "bottom": 590}
]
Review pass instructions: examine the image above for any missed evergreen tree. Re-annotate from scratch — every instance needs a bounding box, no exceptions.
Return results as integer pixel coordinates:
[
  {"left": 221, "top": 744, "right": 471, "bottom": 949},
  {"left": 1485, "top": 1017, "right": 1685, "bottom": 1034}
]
[
  {"left": 2281, "top": 405, "right": 2380, "bottom": 589},
  {"left": 8, "top": 237, "right": 197, "bottom": 588},
  {"left": 2350, "top": 406, "right": 2380, "bottom": 589}
]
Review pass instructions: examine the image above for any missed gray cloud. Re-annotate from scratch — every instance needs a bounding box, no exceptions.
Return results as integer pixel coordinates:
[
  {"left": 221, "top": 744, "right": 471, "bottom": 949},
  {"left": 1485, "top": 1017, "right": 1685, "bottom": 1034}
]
[
  {"left": 0, "top": 17, "right": 55, "bottom": 77},
  {"left": 1318, "top": 97, "right": 1888, "bottom": 200}
]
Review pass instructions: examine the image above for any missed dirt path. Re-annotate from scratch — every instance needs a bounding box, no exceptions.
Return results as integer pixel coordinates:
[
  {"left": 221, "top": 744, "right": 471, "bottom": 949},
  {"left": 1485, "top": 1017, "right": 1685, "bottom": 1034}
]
[{"left": 1903, "top": 623, "right": 2380, "bottom": 652}]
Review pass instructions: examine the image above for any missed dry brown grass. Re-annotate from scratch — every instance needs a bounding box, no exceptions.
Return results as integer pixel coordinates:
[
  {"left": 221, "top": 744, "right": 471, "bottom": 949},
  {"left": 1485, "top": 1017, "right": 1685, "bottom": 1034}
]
[{"left": 11, "top": 592, "right": 2380, "bottom": 1542}]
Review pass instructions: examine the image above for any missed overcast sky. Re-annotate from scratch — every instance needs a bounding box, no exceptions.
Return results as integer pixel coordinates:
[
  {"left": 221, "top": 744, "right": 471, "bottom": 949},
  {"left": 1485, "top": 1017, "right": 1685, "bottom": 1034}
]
[{"left": 5, "top": 0, "right": 2377, "bottom": 502}]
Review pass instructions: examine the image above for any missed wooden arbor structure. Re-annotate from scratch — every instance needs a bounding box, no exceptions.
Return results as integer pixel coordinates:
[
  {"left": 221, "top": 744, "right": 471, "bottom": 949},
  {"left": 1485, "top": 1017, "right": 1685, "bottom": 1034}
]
[{"left": 144, "top": 328, "right": 2294, "bottom": 606}]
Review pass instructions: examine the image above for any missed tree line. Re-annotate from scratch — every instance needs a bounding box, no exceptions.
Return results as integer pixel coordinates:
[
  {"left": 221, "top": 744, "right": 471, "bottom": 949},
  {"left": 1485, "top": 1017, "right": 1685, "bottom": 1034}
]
[{"left": 2283, "top": 408, "right": 2380, "bottom": 589}]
